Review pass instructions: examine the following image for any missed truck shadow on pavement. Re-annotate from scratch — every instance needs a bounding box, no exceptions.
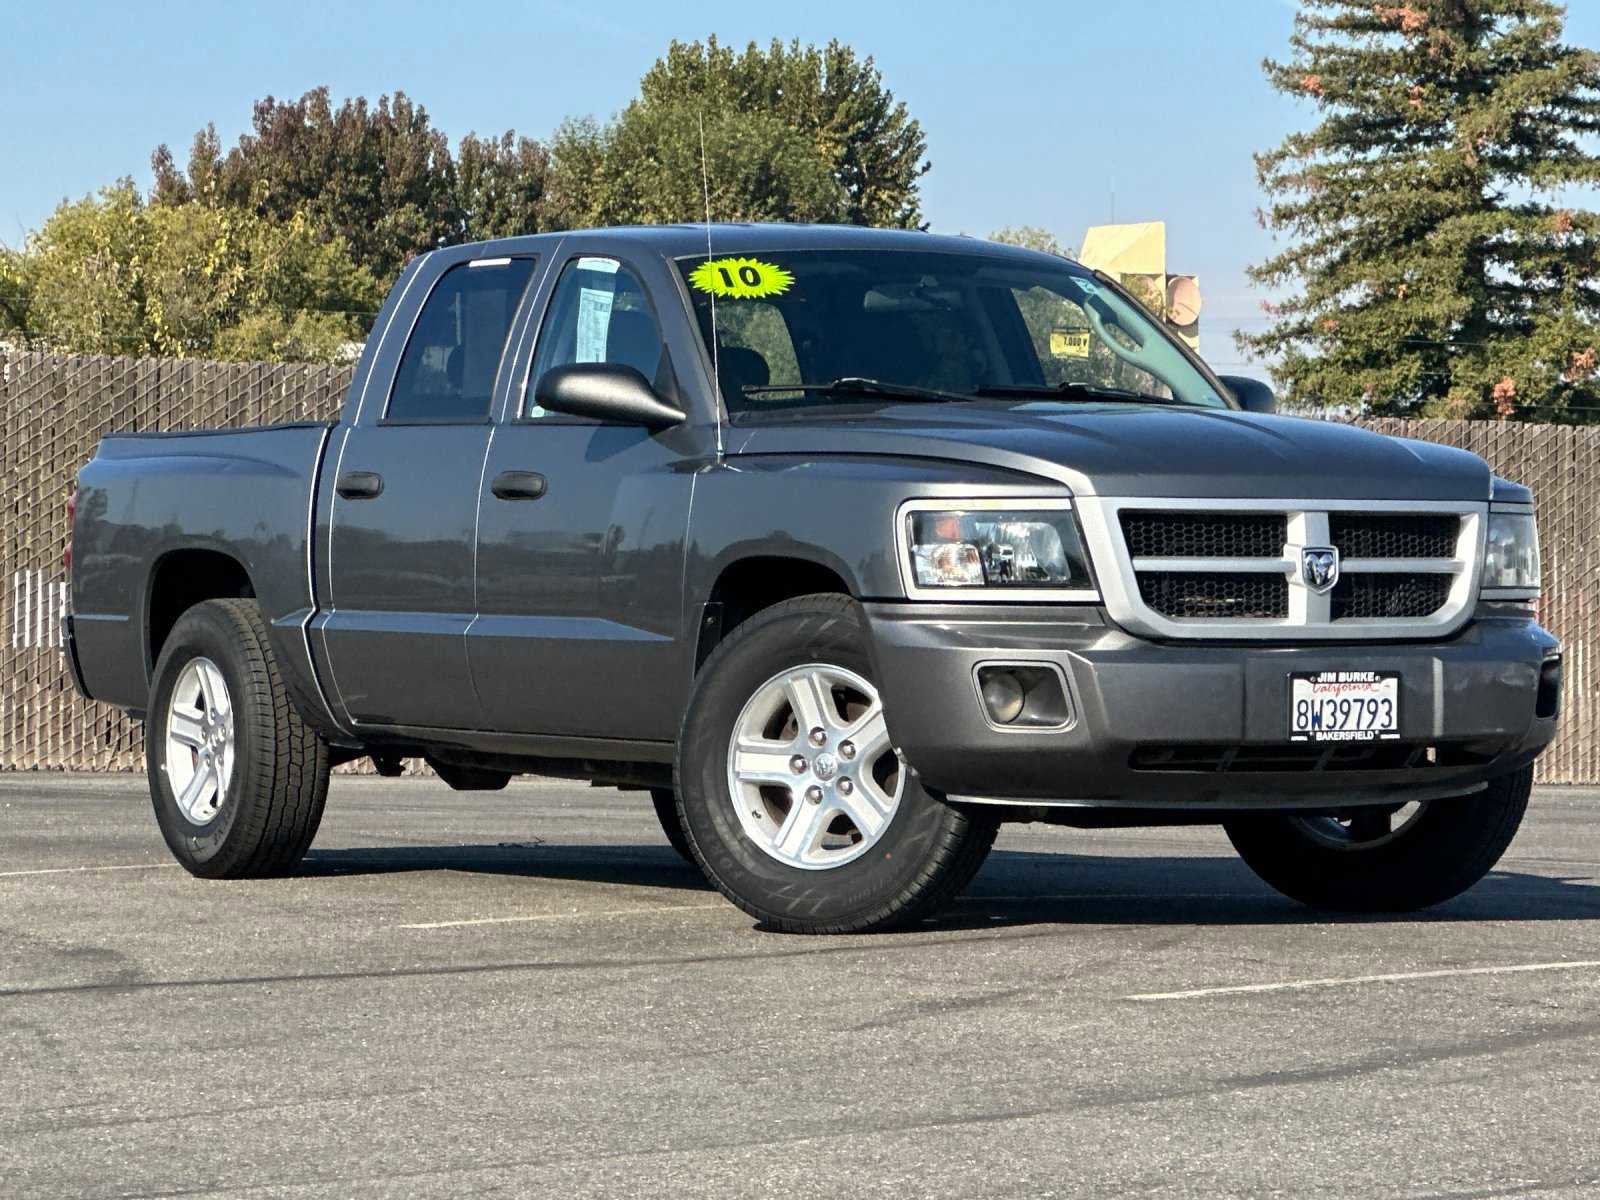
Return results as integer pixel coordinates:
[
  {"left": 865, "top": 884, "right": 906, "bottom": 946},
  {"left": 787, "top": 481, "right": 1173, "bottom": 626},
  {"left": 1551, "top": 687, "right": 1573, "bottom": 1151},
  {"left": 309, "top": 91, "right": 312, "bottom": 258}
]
[{"left": 298, "top": 843, "right": 1600, "bottom": 928}]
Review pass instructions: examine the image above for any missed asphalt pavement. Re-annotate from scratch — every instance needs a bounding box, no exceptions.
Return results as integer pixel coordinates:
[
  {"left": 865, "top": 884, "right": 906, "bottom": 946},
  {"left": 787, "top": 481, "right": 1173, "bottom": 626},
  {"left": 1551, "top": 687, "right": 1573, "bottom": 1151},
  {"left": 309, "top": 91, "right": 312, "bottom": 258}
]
[{"left": 4, "top": 773, "right": 1600, "bottom": 1199}]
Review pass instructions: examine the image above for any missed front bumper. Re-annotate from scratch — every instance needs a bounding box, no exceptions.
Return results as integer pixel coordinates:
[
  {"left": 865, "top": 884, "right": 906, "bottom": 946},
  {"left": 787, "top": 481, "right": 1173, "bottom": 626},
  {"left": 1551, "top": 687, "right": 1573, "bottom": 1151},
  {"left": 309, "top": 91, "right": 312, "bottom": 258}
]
[{"left": 865, "top": 603, "right": 1560, "bottom": 810}]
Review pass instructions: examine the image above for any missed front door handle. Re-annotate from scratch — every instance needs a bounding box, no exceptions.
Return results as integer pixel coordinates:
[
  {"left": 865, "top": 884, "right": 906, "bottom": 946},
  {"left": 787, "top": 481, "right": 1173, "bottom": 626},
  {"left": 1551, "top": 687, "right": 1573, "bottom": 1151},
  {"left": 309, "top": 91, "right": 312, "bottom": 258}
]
[
  {"left": 491, "top": 470, "right": 548, "bottom": 501},
  {"left": 336, "top": 471, "right": 384, "bottom": 500}
]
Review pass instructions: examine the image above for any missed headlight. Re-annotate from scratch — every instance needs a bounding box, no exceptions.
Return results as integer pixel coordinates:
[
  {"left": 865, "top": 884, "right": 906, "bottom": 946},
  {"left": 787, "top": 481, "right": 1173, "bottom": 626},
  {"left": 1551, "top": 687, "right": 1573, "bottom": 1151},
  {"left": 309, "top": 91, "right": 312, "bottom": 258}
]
[
  {"left": 904, "top": 505, "right": 1095, "bottom": 595},
  {"left": 1482, "top": 510, "right": 1540, "bottom": 592}
]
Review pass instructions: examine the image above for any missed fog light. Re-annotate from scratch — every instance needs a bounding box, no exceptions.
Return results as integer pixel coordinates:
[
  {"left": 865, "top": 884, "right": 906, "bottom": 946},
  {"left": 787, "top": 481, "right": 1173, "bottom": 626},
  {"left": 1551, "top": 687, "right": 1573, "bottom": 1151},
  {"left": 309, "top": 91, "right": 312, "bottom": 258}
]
[
  {"left": 975, "top": 664, "right": 1074, "bottom": 730},
  {"left": 980, "top": 669, "right": 1027, "bottom": 724},
  {"left": 1537, "top": 656, "right": 1563, "bottom": 719}
]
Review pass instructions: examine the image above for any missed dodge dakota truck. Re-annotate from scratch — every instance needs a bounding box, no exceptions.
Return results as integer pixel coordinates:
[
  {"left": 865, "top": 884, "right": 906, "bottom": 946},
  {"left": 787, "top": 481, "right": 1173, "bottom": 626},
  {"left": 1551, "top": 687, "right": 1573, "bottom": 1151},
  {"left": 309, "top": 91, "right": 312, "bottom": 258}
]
[{"left": 67, "top": 224, "right": 1562, "bottom": 933}]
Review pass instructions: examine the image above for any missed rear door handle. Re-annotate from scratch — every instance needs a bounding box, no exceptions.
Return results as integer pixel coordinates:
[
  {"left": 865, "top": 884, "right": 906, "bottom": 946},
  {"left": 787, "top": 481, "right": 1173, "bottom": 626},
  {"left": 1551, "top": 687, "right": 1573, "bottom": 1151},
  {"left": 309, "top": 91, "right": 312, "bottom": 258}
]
[
  {"left": 336, "top": 471, "right": 384, "bottom": 500},
  {"left": 491, "top": 470, "right": 547, "bottom": 501}
]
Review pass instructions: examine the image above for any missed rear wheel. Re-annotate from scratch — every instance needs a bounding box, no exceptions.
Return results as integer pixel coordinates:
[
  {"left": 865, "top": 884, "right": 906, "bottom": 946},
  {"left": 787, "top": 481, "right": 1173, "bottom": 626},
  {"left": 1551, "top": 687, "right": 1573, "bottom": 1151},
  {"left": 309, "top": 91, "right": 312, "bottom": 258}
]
[
  {"left": 676, "top": 594, "right": 998, "bottom": 934},
  {"left": 1223, "top": 767, "right": 1532, "bottom": 912},
  {"left": 147, "top": 599, "right": 330, "bottom": 878}
]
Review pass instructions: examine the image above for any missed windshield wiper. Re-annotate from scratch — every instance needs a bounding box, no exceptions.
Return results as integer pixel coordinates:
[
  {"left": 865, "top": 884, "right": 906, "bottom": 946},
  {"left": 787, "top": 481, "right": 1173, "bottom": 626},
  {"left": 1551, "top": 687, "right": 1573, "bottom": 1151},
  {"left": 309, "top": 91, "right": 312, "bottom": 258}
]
[
  {"left": 971, "top": 381, "right": 1181, "bottom": 406},
  {"left": 741, "top": 377, "right": 974, "bottom": 404}
]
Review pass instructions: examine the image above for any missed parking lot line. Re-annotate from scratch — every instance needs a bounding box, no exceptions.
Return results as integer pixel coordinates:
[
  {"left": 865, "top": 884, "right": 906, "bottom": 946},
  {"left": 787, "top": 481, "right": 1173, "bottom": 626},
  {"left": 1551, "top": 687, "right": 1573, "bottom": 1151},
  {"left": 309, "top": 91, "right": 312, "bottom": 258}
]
[
  {"left": 397, "top": 902, "right": 729, "bottom": 929},
  {"left": 0, "top": 863, "right": 178, "bottom": 878},
  {"left": 1126, "top": 959, "right": 1600, "bottom": 1002}
]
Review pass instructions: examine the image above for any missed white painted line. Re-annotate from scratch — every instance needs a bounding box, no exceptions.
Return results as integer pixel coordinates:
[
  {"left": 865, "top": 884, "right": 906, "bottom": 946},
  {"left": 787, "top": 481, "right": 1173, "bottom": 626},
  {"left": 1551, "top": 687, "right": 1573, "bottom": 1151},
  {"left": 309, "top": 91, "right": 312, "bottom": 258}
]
[
  {"left": 1127, "top": 959, "right": 1600, "bottom": 1003},
  {"left": 0, "top": 863, "right": 179, "bottom": 879},
  {"left": 398, "top": 902, "right": 728, "bottom": 930}
]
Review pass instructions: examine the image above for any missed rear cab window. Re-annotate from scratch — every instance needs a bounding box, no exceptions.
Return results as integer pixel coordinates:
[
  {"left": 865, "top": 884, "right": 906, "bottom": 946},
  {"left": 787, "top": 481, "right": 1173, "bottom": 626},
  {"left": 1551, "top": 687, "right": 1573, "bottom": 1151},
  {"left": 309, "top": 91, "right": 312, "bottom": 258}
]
[{"left": 385, "top": 257, "right": 537, "bottom": 423}]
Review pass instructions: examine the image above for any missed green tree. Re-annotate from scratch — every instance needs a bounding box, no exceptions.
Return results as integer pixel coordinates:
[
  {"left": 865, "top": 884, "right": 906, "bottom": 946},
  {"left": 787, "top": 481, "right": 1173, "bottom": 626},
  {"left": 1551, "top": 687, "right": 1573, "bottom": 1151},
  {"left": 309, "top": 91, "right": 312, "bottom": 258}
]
[
  {"left": 453, "top": 132, "right": 551, "bottom": 242},
  {"left": 153, "top": 88, "right": 460, "bottom": 282},
  {"left": 1243, "top": 0, "right": 1600, "bottom": 420},
  {"left": 988, "top": 226, "right": 1075, "bottom": 258},
  {"left": 2, "top": 181, "right": 381, "bottom": 362},
  {"left": 548, "top": 107, "right": 847, "bottom": 228},
  {"left": 551, "top": 37, "right": 930, "bottom": 229}
]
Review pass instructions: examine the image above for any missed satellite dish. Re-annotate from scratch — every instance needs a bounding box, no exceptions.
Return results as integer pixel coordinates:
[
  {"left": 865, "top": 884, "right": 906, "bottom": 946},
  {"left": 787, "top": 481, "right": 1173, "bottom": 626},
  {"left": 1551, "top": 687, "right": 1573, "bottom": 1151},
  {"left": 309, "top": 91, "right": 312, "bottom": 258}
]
[{"left": 1166, "top": 275, "right": 1202, "bottom": 326}]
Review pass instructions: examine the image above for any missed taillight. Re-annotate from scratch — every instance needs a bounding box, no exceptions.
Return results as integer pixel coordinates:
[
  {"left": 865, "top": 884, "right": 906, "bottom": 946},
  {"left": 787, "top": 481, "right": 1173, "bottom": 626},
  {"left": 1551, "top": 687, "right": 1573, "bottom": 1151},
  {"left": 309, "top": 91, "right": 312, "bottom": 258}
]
[{"left": 64, "top": 489, "right": 78, "bottom": 574}]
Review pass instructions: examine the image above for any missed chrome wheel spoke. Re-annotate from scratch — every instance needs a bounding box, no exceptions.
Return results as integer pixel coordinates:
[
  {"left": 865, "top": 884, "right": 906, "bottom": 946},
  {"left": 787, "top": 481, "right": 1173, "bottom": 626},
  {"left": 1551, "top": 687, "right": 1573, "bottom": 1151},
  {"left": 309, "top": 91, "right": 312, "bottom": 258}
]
[
  {"left": 168, "top": 707, "right": 206, "bottom": 751},
  {"left": 835, "top": 784, "right": 889, "bottom": 839},
  {"left": 842, "top": 708, "right": 891, "bottom": 764},
  {"left": 774, "top": 797, "right": 835, "bottom": 861},
  {"left": 176, "top": 756, "right": 215, "bottom": 817},
  {"left": 784, "top": 671, "right": 835, "bottom": 735},
  {"left": 732, "top": 740, "right": 801, "bottom": 789}
]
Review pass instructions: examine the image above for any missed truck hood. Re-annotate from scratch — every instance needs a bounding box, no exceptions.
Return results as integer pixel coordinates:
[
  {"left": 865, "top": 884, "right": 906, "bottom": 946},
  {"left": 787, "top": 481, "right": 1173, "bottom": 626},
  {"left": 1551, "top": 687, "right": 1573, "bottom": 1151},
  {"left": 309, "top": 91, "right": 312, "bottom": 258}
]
[{"left": 725, "top": 402, "right": 1493, "bottom": 501}]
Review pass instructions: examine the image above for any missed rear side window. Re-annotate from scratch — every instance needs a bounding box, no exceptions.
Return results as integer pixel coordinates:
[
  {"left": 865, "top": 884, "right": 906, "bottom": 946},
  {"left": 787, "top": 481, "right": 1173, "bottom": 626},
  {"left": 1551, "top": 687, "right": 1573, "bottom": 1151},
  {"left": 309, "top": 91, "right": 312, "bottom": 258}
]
[
  {"left": 527, "top": 257, "right": 663, "bottom": 418},
  {"left": 386, "top": 258, "right": 536, "bottom": 422}
]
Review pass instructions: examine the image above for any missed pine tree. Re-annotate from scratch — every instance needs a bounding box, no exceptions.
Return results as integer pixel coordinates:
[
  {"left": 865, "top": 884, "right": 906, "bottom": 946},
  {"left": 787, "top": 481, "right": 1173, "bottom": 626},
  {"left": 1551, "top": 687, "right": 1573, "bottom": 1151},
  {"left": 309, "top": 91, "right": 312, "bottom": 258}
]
[{"left": 1243, "top": 1, "right": 1600, "bottom": 421}]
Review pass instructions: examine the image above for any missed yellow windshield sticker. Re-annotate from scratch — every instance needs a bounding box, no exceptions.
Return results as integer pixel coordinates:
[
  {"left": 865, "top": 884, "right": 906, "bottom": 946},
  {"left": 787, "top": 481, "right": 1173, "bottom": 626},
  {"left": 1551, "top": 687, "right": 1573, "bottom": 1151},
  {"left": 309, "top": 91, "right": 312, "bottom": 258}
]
[
  {"left": 689, "top": 257, "right": 795, "bottom": 299},
  {"left": 1050, "top": 328, "right": 1091, "bottom": 358}
]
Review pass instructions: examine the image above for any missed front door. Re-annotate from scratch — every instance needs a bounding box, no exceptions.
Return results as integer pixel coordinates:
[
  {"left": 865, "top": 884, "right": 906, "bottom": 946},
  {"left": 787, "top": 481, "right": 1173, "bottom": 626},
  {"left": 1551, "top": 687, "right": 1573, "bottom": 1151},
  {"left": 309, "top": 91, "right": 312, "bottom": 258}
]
[
  {"left": 323, "top": 255, "right": 537, "bottom": 728},
  {"left": 469, "top": 255, "right": 698, "bottom": 740}
]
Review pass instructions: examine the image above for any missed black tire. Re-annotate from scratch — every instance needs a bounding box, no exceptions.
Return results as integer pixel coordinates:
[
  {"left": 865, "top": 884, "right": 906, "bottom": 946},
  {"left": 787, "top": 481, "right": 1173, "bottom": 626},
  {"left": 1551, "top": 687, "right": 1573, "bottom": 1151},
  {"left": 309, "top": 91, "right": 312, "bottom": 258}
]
[
  {"left": 146, "top": 598, "right": 330, "bottom": 879},
  {"left": 675, "top": 594, "right": 999, "bottom": 934},
  {"left": 650, "top": 787, "right": 695, "bottom": 863},
  {"left": 1223, "top": 767, "right": 1533, "bottom": 912}
]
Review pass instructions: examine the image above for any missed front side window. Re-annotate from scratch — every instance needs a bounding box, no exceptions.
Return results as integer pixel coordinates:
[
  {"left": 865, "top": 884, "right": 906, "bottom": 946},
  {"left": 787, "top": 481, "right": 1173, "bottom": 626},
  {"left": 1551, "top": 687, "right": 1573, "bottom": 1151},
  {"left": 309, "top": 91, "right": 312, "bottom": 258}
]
[
  {"left": 676, "top": 249, "right": 1227, "bottom": 415},
  {"left": 527, "top": 257, "right": 664, "bottom": 418},
  {"left": 386, "top": 257, "right": 536, "bottom": 422}
]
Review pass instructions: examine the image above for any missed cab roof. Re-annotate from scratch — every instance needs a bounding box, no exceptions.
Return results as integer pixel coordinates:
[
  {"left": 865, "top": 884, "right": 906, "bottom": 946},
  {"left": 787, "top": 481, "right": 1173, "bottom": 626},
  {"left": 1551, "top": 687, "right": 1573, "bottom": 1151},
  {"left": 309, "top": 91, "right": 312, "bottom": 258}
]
[{"left": 454, "top": 222, "right": 1078, "bottom": 268}]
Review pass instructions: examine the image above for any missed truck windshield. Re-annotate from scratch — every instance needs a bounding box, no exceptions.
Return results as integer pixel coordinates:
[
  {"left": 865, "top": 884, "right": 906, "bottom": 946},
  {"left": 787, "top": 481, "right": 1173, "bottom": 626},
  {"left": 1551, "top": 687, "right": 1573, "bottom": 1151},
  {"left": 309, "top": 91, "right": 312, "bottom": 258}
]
[{"left": 675, "top": 248, "right": 1231, "bottom": 415}]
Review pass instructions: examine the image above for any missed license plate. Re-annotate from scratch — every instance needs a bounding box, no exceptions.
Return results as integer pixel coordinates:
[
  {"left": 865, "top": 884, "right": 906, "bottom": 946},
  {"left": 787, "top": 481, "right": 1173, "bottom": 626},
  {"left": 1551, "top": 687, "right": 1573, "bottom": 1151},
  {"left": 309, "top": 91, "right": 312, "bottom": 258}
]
[{"left": 1289, "top": 671, "right": 1400, "bottom": 742}]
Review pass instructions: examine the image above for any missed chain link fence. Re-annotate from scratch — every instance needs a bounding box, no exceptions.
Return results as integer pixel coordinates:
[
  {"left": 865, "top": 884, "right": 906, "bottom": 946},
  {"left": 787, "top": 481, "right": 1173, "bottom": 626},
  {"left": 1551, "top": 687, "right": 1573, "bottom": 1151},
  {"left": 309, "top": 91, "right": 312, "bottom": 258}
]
[{"left": 3, "top": 350, "right": 1595, "bottom": 780}]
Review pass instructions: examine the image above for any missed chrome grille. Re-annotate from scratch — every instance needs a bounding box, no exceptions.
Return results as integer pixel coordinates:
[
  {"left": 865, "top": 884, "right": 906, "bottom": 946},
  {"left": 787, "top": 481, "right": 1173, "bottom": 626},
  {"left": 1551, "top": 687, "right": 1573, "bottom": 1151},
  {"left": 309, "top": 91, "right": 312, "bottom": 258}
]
[{"left": 1078, "top": 499, "right": 1484, "bottom": 641}]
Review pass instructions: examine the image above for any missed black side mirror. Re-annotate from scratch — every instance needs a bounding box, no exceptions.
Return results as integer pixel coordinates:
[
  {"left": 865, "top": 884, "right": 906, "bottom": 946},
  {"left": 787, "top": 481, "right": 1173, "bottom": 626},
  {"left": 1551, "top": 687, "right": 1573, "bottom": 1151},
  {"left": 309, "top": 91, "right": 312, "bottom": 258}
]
[
  {"left": 534, "top": 363, "right": 686, "bottom": 429},
  {"left": 1219, "top": 374, "right": 1277, "bottom": 414}
]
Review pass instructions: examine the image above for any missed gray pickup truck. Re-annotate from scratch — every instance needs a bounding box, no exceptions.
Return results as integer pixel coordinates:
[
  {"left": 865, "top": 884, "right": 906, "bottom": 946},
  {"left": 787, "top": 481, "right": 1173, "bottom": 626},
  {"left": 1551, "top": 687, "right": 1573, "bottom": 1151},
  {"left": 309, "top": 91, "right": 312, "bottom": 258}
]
[{"left": 67, "top": 224, "right": 1562, "bottom": 933}]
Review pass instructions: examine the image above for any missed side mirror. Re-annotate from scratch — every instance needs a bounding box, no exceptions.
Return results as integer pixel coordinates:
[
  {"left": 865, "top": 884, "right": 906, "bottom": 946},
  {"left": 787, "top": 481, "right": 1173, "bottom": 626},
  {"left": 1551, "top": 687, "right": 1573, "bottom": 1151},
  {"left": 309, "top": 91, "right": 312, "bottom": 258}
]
[
  {"left": 534, "top": 363, "right": 686, "bottom": 430},
  {"left": 1219, "top": 374, "right": 1277, "bottom": 414}
]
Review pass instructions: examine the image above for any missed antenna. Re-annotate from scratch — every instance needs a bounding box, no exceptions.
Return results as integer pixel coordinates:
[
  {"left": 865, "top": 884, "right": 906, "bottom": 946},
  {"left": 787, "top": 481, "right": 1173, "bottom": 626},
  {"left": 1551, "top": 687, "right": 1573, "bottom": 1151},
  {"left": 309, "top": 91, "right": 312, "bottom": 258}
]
[{"left": 698, "top": 112, "right": 723, "bottom": 459}]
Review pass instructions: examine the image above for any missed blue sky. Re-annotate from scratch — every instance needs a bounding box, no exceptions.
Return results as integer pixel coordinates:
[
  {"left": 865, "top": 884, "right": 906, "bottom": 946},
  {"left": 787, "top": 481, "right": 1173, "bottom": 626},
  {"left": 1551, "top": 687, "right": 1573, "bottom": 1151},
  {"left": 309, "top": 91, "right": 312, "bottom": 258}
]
[{"left": 4, "top": 0, "right": 1598, "bottom": 376}]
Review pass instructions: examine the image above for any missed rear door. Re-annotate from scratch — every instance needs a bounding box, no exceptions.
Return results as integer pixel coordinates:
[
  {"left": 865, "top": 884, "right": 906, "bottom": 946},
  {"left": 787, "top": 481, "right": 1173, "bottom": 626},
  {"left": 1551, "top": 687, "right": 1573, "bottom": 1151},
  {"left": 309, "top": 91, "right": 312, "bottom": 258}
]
[
  {"left": 468, "top": 250, "right": 705, "bottom": 741},
  {"left": 321, "top": 252, "right": 538, "bottom": 728}
]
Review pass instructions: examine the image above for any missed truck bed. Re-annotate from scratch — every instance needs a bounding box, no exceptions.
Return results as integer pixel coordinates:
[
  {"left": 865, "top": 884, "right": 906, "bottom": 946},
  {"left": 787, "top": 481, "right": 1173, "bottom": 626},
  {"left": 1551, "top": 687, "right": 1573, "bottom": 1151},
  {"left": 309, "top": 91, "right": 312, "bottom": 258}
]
[{"left": 71, "top": 422, "right": 334, "bottom": 712}]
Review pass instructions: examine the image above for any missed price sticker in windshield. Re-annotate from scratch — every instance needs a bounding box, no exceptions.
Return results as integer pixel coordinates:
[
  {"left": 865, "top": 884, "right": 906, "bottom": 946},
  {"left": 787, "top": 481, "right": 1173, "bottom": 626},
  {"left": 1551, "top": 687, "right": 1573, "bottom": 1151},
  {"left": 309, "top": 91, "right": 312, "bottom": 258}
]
[{"left": 689, "top": 257, "right": 795, "bottom": 299}]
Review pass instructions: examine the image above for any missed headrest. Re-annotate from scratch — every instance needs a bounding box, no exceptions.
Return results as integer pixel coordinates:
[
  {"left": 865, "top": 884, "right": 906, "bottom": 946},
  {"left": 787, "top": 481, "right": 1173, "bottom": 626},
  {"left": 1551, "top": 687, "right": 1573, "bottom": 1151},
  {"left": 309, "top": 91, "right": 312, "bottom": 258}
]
[{"left": 718, "top": 346, "right": 770, "bottom": 400}]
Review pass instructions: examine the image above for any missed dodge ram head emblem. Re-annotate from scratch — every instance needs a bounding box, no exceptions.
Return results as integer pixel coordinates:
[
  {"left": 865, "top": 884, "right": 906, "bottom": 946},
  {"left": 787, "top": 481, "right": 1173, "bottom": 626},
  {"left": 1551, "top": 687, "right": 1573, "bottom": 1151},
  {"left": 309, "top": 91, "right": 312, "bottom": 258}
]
[{"left": 1300, "top": 547, "right": 1340, "bottom": 593}]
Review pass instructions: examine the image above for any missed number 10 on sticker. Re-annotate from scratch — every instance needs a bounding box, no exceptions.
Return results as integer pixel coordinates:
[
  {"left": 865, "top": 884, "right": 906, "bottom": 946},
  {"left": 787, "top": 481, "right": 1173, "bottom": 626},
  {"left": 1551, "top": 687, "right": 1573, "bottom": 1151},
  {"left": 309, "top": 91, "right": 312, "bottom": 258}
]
[{"left": 689, "top": 257, "right": 795, "bottom": 299}]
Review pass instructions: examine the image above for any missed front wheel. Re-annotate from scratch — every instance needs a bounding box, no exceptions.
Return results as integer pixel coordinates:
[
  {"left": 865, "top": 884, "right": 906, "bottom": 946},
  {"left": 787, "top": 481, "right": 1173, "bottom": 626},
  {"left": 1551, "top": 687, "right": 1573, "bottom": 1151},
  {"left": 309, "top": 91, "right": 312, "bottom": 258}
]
[
  {"left": 1223, "top": 767, "right": 1533, "bottom": 912},
  {"left": 675, "top": 594, "right": 998, "bottom": 934}
]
